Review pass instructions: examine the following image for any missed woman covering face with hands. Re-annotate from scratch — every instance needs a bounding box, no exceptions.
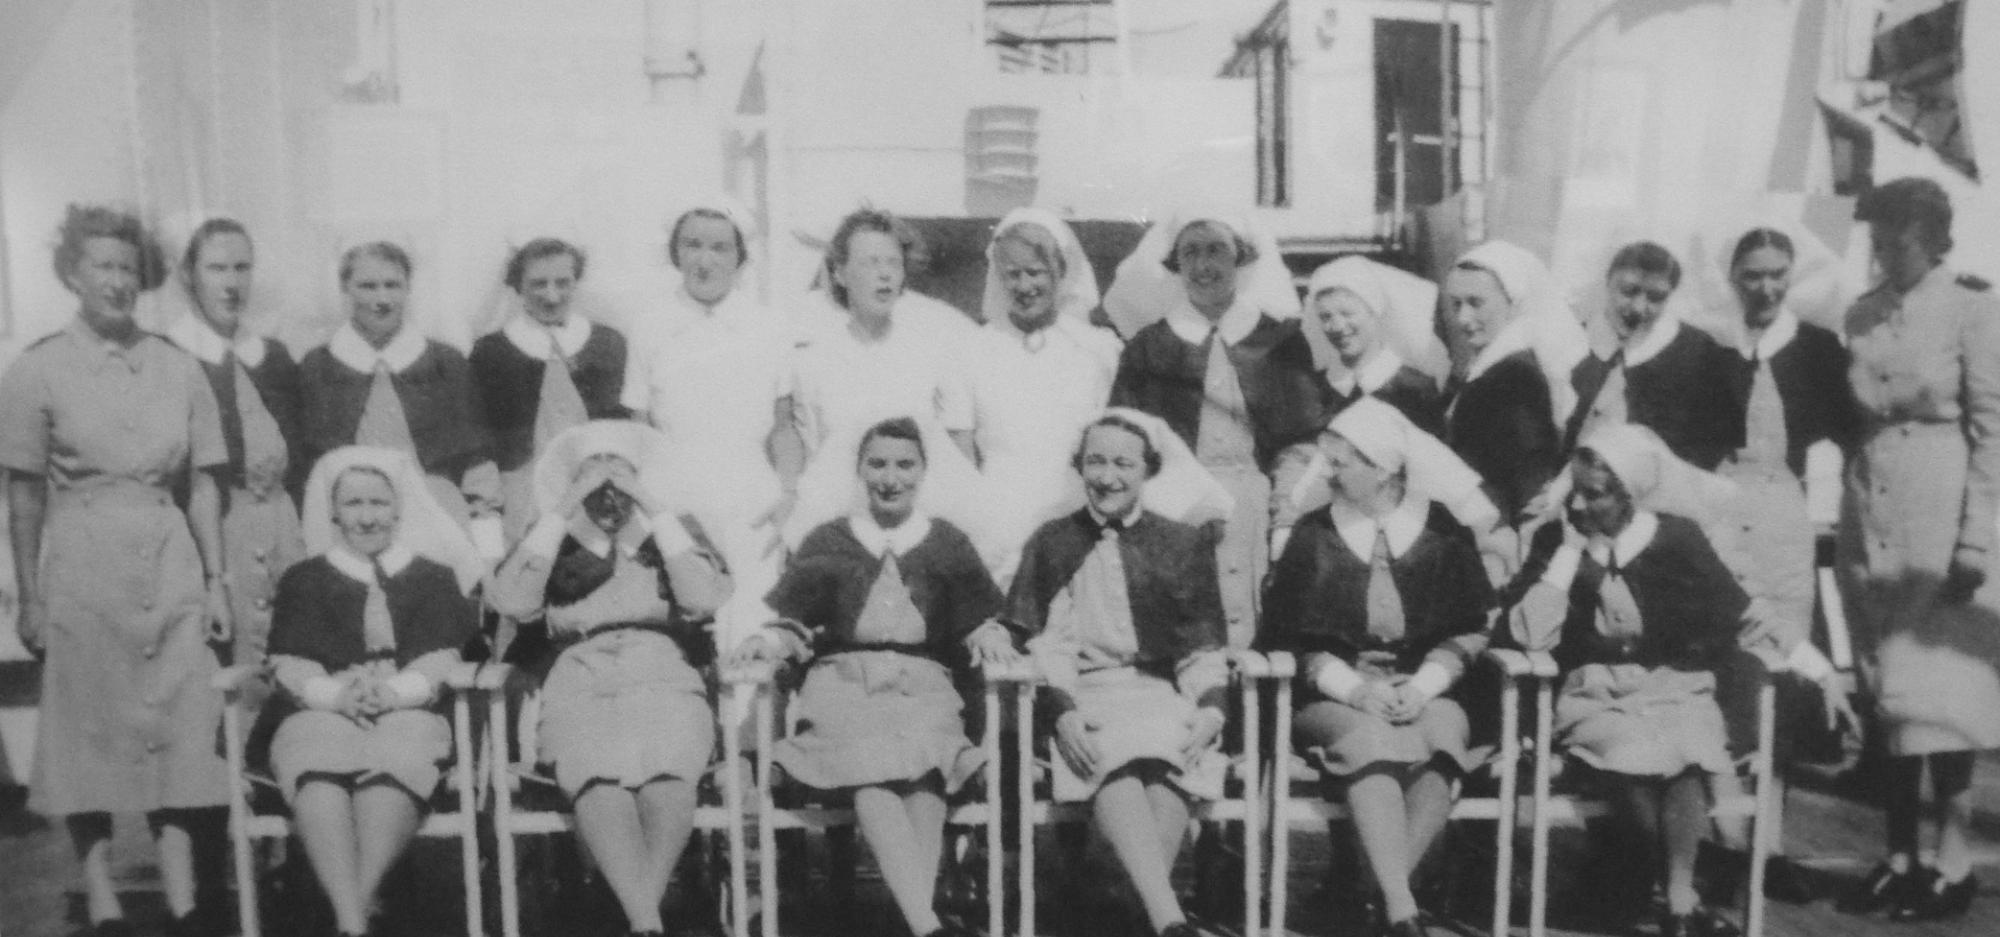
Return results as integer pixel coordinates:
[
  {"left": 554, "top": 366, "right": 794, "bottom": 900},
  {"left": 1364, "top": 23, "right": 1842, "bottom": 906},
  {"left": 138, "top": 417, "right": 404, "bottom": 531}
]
[
  {"left": 1003, "top": 409, "right": 1235, "bottom": 937},
  {"left": 489, "top": 421, "right": 730, "bottom": 937}
]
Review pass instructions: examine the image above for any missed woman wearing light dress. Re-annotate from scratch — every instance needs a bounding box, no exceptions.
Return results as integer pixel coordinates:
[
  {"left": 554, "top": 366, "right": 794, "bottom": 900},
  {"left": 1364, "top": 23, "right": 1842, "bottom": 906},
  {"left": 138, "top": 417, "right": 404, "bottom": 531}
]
[{"left": 969, "top": 208, "right": 1122, "bottom": 586}]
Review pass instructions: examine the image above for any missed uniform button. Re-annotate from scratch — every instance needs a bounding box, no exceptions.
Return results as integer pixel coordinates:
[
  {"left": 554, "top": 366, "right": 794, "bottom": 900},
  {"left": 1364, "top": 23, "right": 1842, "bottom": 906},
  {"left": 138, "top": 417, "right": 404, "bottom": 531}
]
[
  {"left": 254, "top": 598, "right": 271, "bottom": 611},
  {"left": 253, "top": 549, "right": 269, "bottom": 563},
  {"left": 142, "top": 645, "right": 157, "bottom": 659},
  {"left": 147, "top": 741, "right": 164, "bottom": 753},
  {"left": 140, "top": 600, "right": 154, "bottom": 611}
]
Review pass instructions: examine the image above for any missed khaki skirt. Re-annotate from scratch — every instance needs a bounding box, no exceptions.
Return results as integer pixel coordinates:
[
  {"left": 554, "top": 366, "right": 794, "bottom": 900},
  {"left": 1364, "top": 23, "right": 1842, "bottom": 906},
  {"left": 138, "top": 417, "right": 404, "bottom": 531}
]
[
  {"left": 773, "top": 650, "right": 983, "bottom": 794},
  {"left": 538, "top": 629, "right": 715, "bottom": 797}
]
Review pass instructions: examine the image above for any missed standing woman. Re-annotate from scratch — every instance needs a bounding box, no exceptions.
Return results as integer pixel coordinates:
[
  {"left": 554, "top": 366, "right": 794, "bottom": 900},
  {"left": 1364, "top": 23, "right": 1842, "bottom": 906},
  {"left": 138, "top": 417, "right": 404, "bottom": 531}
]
[
  {"left": 166, "top": 218, "right": 309, "bottom": 668},
  {"left": 488, "top": 421, "right": 730, "bottom": 937},
  {"left": 266, "top": 446, "right": 486, "bottom": 937},
  {"left": 1307, "top": 256, "right": 1447, "bottom": 435},
  {"left": 727, "top": 417, "right": 1018, "bottom": 937},
  {"left": 298, "top": 242, "right": 502, "bottom": 545},
  {"left": 1259, "top": 399, "right": 1496, "bottom": 937},
  {"left": 1440, "top": 241, "right": 1586, "bottom": 525},
  {"left": 623, "top": 202, "right": 804, "bottom": 649},
  {"left": 1565, "top": 242, "right": 1745, "bottom": 471},
  {"left": 470, "top": 238, "right": 629, "bottom": 544},
  {"left": 1006, "top": 410, "right": 1234, "bottom": 937},
  {"left": 971, "top": 208, "right": 1122, "bottom": 586},
  {"left": 787, "top": 209, "right": 988, "bottom": 564},
  {"left": 0, "top": 205, "right": 235, "bottom": 936},
  {"left": 1703, "top": 228, "right": 1858, "bottom": 658},
  {"left": 1835, "top": 178, "right": 2000, "bottom": 921},
  {"left": 1106, "top": 209, "right": 1329, "bottom": 648}
]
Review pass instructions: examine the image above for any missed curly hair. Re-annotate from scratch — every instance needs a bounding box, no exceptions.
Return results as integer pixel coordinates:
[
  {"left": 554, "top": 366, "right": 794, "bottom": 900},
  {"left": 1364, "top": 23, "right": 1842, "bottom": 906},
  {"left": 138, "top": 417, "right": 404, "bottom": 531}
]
[
  {"left": 825, "top": 208, "right": 923, "bottom": 308},
  {"left": 53, "top": 204, "right": 167, "bottom": 292}
]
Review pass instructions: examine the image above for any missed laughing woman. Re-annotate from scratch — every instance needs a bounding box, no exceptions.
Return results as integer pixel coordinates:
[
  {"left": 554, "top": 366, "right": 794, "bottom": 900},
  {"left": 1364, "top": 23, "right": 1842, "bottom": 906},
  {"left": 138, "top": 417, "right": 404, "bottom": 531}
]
[
  {"left": 1005, "top": 410, "right": 1234, "bottom": 937},
  {"left": 727, "top": 417, "right": 1018, "bottom": 937}
]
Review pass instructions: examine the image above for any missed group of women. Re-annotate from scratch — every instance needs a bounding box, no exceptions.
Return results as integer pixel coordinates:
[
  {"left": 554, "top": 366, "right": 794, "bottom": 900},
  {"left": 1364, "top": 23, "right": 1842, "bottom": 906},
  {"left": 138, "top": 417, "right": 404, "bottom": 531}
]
[{"left": 6, "top": 174, "right": 1995, "bottom": 937}]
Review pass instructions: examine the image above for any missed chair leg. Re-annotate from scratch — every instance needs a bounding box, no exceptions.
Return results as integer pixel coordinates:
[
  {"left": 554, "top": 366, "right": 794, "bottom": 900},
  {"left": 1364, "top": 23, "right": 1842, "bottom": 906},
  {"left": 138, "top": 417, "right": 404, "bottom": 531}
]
[
  {"left": 984, "top": 682, "right": 1004, "bottom": 937},
  {"left": 1493, "top": 676, "right": 1521, "bottom": 937},
  {"left": 455, "top": 692, "right": 484, "bottom": 937},
  {"left": 1271, "top": 675, "right": 1294, "bottom": 937},
  {"left": 492, "top": 691, "right": 522, "bottom": 937},
  {"left": 1241, "top": 672, "right": 1263, "bottom": 937},
  {"left": 725, "top": 686, "right": 750, "bottom": 937},
  {"left": 1745, "top": 683, "right": 1778, "bottom": 937},
  {"left": 224, "top": 699, "right": 262, "bottom": 937},
  {"left": 757, "top": 688, "right": 780, "bottom": 937},
  {"left": 1529, "top": 680, "right": 1554, "bottom": 937}
]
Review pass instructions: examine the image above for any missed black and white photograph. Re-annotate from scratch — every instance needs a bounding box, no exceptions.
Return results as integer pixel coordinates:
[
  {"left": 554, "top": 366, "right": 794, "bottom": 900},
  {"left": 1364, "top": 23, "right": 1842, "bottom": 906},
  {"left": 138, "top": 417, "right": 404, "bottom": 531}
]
[{"left": 0, "top": 2, "right": 1997, "bottom": 937}]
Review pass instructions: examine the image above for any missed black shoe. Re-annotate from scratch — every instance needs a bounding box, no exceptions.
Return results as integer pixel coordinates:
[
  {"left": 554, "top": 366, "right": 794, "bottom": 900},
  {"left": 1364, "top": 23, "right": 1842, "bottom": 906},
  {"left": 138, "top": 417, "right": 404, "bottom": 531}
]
[
  {"left": 1835, "top": 862, "right": 1919, "bottom": 914},
  {"left": 1686, "top": 905, "right": 1741, "bottom": 937},
  {"left": 1889, "top": 870, "right": 1976, "bottom": 922},
  {"left": 1159, "top": 922, "right": 1204, "bottom": 937},
  {"left": 89, "top": 921, "right": 135, "bottom": 937},
  {"left": 1761, "top": 855, "right": 1813, "bottom": 904},
  {"left": 162, "top": 909, "right": 211, "bottom": 937}
]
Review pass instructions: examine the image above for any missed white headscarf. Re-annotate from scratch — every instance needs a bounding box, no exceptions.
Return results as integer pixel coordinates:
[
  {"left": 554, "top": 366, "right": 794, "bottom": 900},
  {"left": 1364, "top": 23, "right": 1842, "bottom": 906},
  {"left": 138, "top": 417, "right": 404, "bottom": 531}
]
[
  {"left": 1453, "top": 240, "right": 1591, "bottom": 421},
  {"left": 980, "top": 208, "right": 1101, "bottom": 328},
  {"left": 1100, "top": 206, "right": 1301, "bottom": 344},
  {"left": 1288, "top": 397, "right": 1488, "bottom": 520},
  {"left": 1574, "top": 423, "right": 1737, "bottom": 521},
  {"left": 302, "top": 446, "right": 487, "bottom": 595},
  {"left": 530, "top": 420, "right": 684, "bottom": 518},
  {"left": 1691, "top": 219, "right": 1848, "bottom": 342},
  {"left": 1051, "top": 407, "right": 1235, "bottom": 527},
  {"left": 1304, "top": 255, "right": 1449, "bottom": 382}
]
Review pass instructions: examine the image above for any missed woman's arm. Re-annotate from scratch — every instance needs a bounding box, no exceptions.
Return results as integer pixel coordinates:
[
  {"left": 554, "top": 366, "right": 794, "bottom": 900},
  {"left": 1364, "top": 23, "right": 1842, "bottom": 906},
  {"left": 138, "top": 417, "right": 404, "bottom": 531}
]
[
  {"left": 8, "top": 474, "right": 46, "bottom": 654},
  {"left": 655, "top": 513, "right": 731, "bottom": 618},
  {"left": 189, "top": 468, "right": 232, "bottom": 641},
  {"left": 486, "top": 515, "right": 566, "bottom": 619}
]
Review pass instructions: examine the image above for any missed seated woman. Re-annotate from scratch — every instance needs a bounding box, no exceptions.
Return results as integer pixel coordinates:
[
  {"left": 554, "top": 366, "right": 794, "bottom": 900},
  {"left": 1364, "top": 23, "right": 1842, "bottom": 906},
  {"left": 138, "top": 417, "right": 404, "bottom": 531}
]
[
  {"left": 1004, "top": 409, "right": 1234, "bottom": 937},
  {"left": 488, "top": 420, "right": 730, "bottom": 937},
  {"left": 1258, "top": 398, "right": 1496, "bottom": 937},
  {"left": 1503, "top": 424, "right": 1749, "bottom": 937},
  {"left": 265, "top": 446, "right": 487, "bottom": 937},
  {"left": 726, "top": 417, "right": 1018, "bottom": 937}
]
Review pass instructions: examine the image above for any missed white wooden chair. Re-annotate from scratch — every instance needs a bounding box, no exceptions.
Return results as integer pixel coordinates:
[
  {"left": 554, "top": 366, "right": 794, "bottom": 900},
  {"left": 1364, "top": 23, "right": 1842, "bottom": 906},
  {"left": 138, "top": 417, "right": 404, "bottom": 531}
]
[
  {"left": 744, "top": 660, "right": 1010, "bottom": 937},
  {"left": 215, "top": 661, "right": 493, "bottom": 937},
  {"left": 1262, "top": 647, "right": 1555, "bottom": 937},
  {"left": 486, "top": 661, "right": 760, "bottom": 937},
  {"left": 986, "top": 649, "right": 1276, "bottom": 937},
  {"left": 1518, "top": 649, "right": 1783, "bottom": 937}
]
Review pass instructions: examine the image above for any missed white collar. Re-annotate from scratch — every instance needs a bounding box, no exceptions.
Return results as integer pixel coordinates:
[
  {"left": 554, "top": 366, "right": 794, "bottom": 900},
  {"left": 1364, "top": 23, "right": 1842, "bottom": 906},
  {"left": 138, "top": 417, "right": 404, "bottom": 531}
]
[
  {"left": 848, "top": 511, "right": 933, "bottom": 557},
  {"left": 501, "top": 313, "right": 591, "bottom": 360},
  {"left": 1328, "top": 494, "right": 1429, "bottom": 561},
  {"left": 673, "top": 284, "right": 762, "bottom": 329},
  {"left": 1165, "top": 293, "right": 1262, "bottom": 346},
  {"left": 1330, "top": 348, "right": 1404, "bottom": 396},
  {"left": 1586, "top": 510, "right": 1660, "bottom": 569},
  {"left": 567, "top": 513, "right": 652, "bottom": 559},
  {"left": 166, "top": 314, "right": 267, "bottom": 368},
  {"left": 325, "top": 543, "right": 414, "bottom": 583},
  {"left": 1618, "top": 316, "right": 1680, "bottom": 368},
  {"left": 1745, "top": 308, "right": 1798, "bottom": 362},
  {"left": 1085, "top": 501, "right": 1143, "bottom": 530},
  {"left": 328, "top": 322, "right": 426, "bottom": 373}
]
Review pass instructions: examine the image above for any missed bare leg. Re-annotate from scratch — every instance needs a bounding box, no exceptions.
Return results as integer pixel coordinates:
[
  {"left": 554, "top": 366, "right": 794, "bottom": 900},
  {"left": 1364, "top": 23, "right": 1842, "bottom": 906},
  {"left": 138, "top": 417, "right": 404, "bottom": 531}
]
[
  {"left": 1094, "top": 772, "right": 1187, "bottom": 931},
  {"left": 1145, "top": 782, "right": 1191, "bottom": 866},
  {"left": 1403, "top": 767, "right": 1456, "bottom": 869},
  {"left": 66, "top": 812, "right": 123, "bottom": 925},
  {"left": 1348, "top": 773, "right": 1418, "bottom": 922},
  {"left": 351, "top": 783, "right": 424, "bottom": 925},
  {"left": 1930, "top": 752, "right": 1977, "bottom": 881},
  {"left": 1709, "top": 771, "right": 1752, "bottom": 850},
  {"left": 1662, "top": 771, "right": 1711, "bottom": 914},
  {"left": 575, "top": 785, "right": 665, "bottom": 931},
  {"left": 854, "top": 782, "right": 943, "bottom": 935},
  {"left": 636, "top": 778, "right": 702, "bottom": 921},
  {"left": 145, "top": 810, "right": 200, "bottom": 917},
  {"left": 291, "top": 783, "right": 367, "bottom": 934}
]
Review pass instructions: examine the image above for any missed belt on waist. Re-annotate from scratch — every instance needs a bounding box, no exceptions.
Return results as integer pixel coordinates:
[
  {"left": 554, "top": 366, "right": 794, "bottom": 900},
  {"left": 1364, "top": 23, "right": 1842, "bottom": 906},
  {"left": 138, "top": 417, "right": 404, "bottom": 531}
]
[
  {"left": 1864, "top": 419, "right": 1959, "bottom": 438},
  {"left": 50, "top": 480, "right": 173, "bottom": 509}
]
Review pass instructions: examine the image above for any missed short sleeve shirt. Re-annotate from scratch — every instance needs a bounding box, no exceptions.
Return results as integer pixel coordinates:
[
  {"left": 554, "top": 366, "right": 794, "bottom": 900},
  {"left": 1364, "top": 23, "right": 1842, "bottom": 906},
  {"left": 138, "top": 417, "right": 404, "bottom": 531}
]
[{"left": 0, "top": 320, "right": 227, "bottom": 488}]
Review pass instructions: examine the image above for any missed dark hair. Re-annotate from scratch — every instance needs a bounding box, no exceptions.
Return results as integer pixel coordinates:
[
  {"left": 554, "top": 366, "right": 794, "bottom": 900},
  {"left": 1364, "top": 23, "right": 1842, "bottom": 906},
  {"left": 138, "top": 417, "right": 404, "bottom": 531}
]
[
  {"left": 1570, "top": 447, "right": 1632, "bottom": 498},
  {"left": 1855, "top": 176, "right": 1954, "bottom": 258},
  {"left": 858, "top": 416, "right": 926, "bottom": 465},
  {"left": 1071, "top": 415, "right": 1163, "bottom": 478},
  {"left": 1161, "top": 218, "right": 1257, "bottom": 274},
  {"left": 340, "top": 241, "right": 413, "bottom": 285},
  {"left": 179, "top": 217, "right": 252, "bottom": 284},
  {"left": 1606, "top": 240, "right": 1681, "bottom": 290},
  {"left": 668, "top": 208, "right": 748, "bottom": 269},
  {"left": 1728, "top": 227, "right": 1794, "bottom": 271},
  {"left": 53, "top": 204, "right": 168, "bottom": 291},
  {"left": 503, "top": 237, "right": 587, "bottom": 292},
  {"left": 992, "top": 220, "right": 1066, "bottom": 280},
  {"left": 825, "top": 208, "right": 921, "bottom": 308}
]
